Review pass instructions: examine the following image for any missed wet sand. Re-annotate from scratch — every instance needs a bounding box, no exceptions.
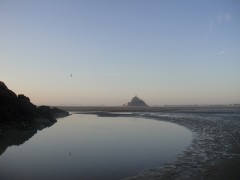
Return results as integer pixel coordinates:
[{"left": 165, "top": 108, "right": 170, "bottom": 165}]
[{"left": 123, "top": 111, "right": 240, "bottom": 179}]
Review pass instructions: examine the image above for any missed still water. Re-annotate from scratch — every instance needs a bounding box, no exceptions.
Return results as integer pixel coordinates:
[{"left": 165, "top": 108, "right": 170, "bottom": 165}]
[{"left": 0, "top": 114, "right": 192, "bottom": 180}]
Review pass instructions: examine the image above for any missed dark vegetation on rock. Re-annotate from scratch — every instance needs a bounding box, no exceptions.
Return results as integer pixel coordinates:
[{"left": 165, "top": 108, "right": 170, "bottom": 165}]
[
  {"left": 0, "top": 81, "right": 69, "bottom": 131},
  {"left": 123, "top": 96, "right": 148, "bottom": 107}
]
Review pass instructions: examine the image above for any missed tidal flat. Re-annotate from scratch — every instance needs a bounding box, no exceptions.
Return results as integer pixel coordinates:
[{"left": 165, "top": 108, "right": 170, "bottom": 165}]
[
  {"left": 1, "top": 106, "right": 240, "bottom": 179},
  {"left": 123, "top": 108, "right": 240, "bottom": 179},
  {"left": 71, "top": 106, "right": 240, "bottom": 179}
]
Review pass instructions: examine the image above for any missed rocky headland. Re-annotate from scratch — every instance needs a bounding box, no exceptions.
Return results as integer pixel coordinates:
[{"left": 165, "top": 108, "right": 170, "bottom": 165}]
[
  {"left": 0, "top": 81, "right": 70, "bottom": 156},
  {"left": 0, "top": 81, "right": 69, "bottom": 132}
]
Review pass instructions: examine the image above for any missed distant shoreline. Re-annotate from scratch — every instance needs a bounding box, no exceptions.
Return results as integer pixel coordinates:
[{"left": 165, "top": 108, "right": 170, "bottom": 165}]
[{"left": 57, "top": 105, "right": 240, "bottom": 113}]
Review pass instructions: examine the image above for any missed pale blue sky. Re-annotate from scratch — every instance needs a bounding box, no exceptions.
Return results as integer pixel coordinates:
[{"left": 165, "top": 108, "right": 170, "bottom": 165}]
[{"left": 0, "top": 0, "right": 240, "bottom": 106}]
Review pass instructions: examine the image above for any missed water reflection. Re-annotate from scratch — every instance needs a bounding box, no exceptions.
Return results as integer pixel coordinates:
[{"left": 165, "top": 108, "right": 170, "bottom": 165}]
[
  {"left": 0, "top": 114, "right": 192, "bottom": 180},
  {"left": 0, "top": 130, "right": 37, "bottom": 156}
]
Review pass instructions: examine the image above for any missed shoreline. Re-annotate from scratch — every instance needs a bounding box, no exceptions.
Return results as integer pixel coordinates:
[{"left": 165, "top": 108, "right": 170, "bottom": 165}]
[
  {"left": 78, "top": 110, "right": 240, "bottom": 179},
  {"left": 123, "top": 112, "right": 240, "bottom": 179},
  {"left": 1, "top": 106, "right": 240, "bottom": 179},
  {"left": 57, "top": 105, "right": 240, "bottom": 113}
]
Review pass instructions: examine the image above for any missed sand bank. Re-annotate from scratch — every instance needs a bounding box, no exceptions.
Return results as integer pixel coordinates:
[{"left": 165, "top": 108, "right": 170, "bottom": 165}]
[{"left": 123, "top": 111, "right": 240, "bottom": 179}]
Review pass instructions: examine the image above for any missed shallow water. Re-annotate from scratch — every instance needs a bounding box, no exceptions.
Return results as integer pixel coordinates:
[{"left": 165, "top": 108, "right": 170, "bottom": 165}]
[{"left": 0, "top": 114, "right": 192, "bottom": 180}]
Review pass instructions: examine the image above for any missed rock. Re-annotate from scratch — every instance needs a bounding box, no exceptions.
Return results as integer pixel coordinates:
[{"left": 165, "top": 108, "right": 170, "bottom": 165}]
[
  {"left": 0, "top": 82, "right": 17, "bottom": 106},
  {"left": 0, "top": 81, "right": 69, "bottom": 131},
  {"left": 36, "top": 106, "right": 69, "bottom": 120},
  {"left": 18, "top": 94, "right": 30, "bottom": 102},
  {"left": 37, "top": 106, "right": 54, "bottom": 120},
  {"left": 14, "top": 94, "right": 36, "bottom": 120},
  {"left": 124, "top": 96, "right": 148, "bottom": 107},
  {"left": 0, "top": 82, "right": 17, "bottom": 123},
  {"left": 0, "top": 81, "right": 36, "bottom": 123},
  {"left": 52, "top": 107, "right": 70, "bottom": 118}
]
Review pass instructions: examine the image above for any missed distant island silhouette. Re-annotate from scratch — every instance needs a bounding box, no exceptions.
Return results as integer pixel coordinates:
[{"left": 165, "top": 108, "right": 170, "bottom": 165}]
[{"left": 123, "top": 96, "right": 148, "bottom": 107}]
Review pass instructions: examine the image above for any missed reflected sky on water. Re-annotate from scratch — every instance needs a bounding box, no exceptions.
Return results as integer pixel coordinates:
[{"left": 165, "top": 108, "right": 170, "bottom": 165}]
[{"left": 0, "top": 114, "right": 192, "bottom": 180}]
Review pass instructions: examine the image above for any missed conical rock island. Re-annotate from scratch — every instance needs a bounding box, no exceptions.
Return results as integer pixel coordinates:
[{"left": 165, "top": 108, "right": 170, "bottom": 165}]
[{"left": 123, "top": 96, "right": 148, "bottom": 107}]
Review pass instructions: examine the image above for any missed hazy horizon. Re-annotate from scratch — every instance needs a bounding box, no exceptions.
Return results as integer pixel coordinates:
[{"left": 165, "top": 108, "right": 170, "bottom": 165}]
[{"left": 1, "top": 0, "right": 240, "bottom": 106}]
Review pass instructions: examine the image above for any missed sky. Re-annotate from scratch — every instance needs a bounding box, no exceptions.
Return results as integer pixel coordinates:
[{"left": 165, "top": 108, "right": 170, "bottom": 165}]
[{"left": 0, "top": 0, "right": 240, "bottom": 106}]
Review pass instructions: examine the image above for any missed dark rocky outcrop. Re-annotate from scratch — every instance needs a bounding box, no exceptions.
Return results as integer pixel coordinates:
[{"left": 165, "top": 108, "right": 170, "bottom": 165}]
[
  {"left": 14, "top": 94, "right": 37, "bottom": 121},
  {"left": 123, "top": 96, "right": 148, "bottom": 107},
  {"left": 36, "top": 106, "right": 70, "bottom": 120},
  {"left": 0, "top": 81, "right": 70, "bottom": 156},
  {"left": 0, "top": 82, "right": 37, "bottom": 124},
  {"left": 52, "top": 107, "right": 70, "bottom": 118},
  {"left": 0, "top": 81, "right": 69, "bottom": 131},
  {"left": 36, "top": 106, "right": 55, "bottom": 120}
]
